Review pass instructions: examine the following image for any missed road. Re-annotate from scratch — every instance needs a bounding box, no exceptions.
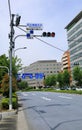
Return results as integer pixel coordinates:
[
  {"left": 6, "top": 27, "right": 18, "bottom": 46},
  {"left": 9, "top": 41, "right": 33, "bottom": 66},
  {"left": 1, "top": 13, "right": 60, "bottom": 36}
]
[{"left": 18, "top": 91, "right": 82, "bottom": 130}]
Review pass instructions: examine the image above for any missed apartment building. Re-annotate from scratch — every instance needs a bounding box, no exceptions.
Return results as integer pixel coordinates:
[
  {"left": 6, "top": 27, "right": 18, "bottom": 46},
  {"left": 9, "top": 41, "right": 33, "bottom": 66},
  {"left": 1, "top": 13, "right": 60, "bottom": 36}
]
[
  {"left": 62, "top": 50, "right": 71, "bottom": 72},
  {"left": 65, "top": 11, "right": 82, "bottom": 70},
  {"left": 22, "top": 60, "right": 62, "bottom": 88}
]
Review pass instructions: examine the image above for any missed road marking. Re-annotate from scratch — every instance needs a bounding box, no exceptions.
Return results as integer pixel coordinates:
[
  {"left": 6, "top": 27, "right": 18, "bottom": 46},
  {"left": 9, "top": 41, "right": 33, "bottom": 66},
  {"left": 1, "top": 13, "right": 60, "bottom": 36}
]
[
  {"left": 59, "top": 95, "right": 72, "bottom": 99},
  {"left": 22, "top": 93, "right": 28, "bottom": 96},
  {"left": 32, "top": 93, "right": 36, "bottom": 96},
  {"left": 41, "top": 96, "right": 51, "bottom": 101}
]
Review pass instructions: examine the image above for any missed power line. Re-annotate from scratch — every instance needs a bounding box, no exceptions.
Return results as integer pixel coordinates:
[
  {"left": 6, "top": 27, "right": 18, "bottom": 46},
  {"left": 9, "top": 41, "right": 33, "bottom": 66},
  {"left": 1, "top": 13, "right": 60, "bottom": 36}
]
[
  {"left": 8, "top": 0, "right": 12, "bottom": 21},
  {"left": 35, "top": 37, "right": 65, "bottom": 52},
  {"left": 17, "top": 26, "right": 27, "bottom": 33}
]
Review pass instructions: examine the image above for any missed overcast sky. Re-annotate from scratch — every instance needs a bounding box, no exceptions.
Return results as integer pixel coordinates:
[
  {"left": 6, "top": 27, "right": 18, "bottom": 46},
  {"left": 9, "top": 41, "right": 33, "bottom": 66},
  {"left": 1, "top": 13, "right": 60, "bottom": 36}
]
[{"left": 0, "top": 0, "right": 82, "bottom": 66}]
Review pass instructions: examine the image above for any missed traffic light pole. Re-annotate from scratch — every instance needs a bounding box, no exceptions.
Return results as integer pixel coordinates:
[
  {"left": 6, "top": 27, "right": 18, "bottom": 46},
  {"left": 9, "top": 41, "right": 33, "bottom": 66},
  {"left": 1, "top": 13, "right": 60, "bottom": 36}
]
[{"left": 9, "top": 14, "right": 15, "bottom": 110}]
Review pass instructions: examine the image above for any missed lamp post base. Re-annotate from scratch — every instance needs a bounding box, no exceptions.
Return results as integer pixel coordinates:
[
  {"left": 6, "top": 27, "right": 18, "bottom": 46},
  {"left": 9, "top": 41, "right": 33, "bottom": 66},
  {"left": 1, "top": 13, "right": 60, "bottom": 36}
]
[{"left": 9, "top": 104, "right": 12, "bottom": 110}]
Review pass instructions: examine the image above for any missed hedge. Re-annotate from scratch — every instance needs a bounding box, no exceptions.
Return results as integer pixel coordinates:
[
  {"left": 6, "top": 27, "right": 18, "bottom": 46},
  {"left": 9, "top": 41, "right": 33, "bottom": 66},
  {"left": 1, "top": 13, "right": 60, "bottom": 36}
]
[{"left": 1, "top": 97, "right": 18, "bottom": 110}]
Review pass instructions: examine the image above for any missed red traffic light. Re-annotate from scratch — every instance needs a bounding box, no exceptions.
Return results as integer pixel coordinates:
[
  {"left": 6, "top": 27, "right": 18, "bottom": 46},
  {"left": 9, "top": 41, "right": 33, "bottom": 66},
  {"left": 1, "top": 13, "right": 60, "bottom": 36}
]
[
  {"left": 42, "top": 32, "right": 55, "bottom": 37},
  {"left": 51, "top": 32, "right": 55, "bottom": 37}
]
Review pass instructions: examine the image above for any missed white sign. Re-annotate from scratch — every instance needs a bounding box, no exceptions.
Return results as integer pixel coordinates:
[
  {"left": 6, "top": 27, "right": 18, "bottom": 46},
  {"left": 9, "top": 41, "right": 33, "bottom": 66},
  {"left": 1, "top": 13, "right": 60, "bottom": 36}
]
[{"left": 26, "top": 23, "right": 43, "bottom": 30}]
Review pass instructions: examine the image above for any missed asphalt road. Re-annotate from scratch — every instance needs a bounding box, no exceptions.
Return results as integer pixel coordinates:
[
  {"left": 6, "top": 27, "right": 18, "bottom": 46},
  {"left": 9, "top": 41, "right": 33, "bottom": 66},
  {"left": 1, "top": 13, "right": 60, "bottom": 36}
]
[{"left": 18, "top": 91, "right": 82, "bottom": 130}]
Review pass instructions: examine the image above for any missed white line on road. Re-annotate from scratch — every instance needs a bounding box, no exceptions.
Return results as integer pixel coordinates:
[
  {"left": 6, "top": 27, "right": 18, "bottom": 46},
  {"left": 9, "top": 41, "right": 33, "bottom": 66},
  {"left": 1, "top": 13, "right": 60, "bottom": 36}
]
[
  {"left": 32, "top": 93, "right": 36, "bottom": 96},
  {"left": 59, "top": 95, "right": 72, "bottom": 99},
  {"left": 41, "top": 96, "right": 51, "bottom": 101},
  {"left": 22, "top": 93, "right": 28, "bottom": 96}
]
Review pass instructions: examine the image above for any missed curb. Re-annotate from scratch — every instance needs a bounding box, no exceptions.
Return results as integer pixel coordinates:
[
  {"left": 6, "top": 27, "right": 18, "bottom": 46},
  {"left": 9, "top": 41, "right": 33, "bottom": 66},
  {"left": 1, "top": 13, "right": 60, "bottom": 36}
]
[{"left": 0, "top": 110, "right": 17, "bottom": 120}]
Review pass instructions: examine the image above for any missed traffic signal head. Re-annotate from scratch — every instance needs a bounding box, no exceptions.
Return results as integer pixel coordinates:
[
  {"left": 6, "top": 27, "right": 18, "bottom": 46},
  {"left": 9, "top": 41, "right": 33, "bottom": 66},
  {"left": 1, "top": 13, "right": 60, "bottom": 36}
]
[
  {"left": 42, "top": 32, "right": 55, "bottom": 37},
  {"left": 15, "top": 15, "right": 21, "bottom": 26}
]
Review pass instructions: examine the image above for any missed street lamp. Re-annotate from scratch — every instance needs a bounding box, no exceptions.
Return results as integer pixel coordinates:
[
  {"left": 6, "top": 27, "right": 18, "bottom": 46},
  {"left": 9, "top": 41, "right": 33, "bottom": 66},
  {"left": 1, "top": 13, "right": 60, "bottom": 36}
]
[{"left": 13, "top": 47, "right": 27, "bottom": 57}]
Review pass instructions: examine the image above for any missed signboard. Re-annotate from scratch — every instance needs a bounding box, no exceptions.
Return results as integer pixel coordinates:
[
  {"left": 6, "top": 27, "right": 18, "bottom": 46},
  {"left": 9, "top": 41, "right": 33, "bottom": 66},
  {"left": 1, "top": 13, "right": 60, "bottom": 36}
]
[
  {"left": 26, "top": 23, "right": 43, "bottom": 30},
  {"left": 26, "top": 30, "right": 34, "bottom": 39},
  {"left": 17, "top": 73, "right": 44, "bottom": 79}
]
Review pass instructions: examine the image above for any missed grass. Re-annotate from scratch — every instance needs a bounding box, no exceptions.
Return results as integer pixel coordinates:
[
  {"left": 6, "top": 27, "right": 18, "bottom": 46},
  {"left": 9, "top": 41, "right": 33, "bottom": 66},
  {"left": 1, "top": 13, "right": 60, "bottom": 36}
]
[{"left": 24, "top": 87, "right": 82, "bottom": 95}]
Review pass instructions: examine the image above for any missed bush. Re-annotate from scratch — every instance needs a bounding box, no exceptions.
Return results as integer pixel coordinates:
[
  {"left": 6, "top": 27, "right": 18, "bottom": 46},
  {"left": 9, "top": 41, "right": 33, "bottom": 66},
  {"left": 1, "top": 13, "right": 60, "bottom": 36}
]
[
  {"left": 1, "top": 97, "right": 18, "bottom": 110},
  {"left": 1, "top": 98, "right": 9, "bottom": 109}
]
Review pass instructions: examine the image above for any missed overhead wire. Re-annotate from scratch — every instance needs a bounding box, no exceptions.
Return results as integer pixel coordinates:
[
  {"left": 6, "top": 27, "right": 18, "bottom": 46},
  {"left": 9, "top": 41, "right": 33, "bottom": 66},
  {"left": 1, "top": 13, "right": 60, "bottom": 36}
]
[{"left": 35, "top": 37, "right": 65, "bottom": 52}]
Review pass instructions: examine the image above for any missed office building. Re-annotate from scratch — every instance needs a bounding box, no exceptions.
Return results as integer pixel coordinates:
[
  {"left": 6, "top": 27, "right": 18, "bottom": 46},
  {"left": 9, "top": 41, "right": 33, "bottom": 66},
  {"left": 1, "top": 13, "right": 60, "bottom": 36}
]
[
  {"left": 65, "top": 11, "right": 82, "bottom": 70},
  {"left": 22, "top": 60, "right": 62, "bottom": 88},
  {"left": 62, "top": 50, "right": 71, "bottom": 72}
]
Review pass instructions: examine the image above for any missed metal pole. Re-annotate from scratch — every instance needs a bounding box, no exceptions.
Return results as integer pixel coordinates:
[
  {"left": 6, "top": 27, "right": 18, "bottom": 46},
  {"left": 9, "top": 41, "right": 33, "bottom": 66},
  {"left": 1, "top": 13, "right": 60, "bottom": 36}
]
[{"left": 9, "top": 14, "right": 15, "bottom": 110}]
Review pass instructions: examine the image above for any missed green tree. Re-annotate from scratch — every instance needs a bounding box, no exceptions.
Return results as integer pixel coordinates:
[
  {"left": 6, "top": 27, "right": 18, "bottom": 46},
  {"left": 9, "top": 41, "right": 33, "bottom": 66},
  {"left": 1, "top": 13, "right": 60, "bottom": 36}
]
[
  {"left": 0, "top": 54, "right": 22, "bottom": 81},
  {"left": 18, "top": 81, "right": 28, "bottom": 90},
  {"left": 63, "top": 70, "right": 70, "bottom": 86},
  {"left": 57, "top": 73, "right": 63, "bottom": 89},
  {"left": 44, "top": 74, "right": 56, "bottom": 87},
  {"left": 73, "top": 66, "right": 82, "bottom": 87},
  {"left": 10, "top": 56, "right": 22, "bottom": 77},
  {"left": 0, "top": 54, "right": 9, "bottom": 81}
]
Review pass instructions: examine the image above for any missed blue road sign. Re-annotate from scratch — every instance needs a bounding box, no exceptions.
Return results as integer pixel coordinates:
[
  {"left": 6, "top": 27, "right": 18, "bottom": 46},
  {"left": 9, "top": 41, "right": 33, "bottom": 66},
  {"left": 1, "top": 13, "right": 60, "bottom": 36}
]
[
  {"left": 17, "top": 73, "right": 44, "bottom": 79},
  {"left": 26, "top": 30, "right": 34, "bottom": 39},
  {"left": 26, "top": 23, "right": 43, "bottom": 30}
]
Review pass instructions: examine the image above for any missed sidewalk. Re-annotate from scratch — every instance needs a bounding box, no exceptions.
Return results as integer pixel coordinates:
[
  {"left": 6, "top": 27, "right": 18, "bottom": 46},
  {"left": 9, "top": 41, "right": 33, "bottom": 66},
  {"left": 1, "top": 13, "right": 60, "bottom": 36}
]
[
  {"left": 0, "top": 105, "right": 28, "bottom": 130},
  {"left": 17, "top": 106, "right": 28, "bottom": 130},
  {"left": 0, "top": 108, "right": 28, "bottom": 130}
]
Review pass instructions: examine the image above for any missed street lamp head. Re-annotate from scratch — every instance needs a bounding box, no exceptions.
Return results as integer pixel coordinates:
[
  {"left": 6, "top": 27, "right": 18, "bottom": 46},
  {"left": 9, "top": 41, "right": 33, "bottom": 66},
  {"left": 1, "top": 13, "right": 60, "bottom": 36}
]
[{"left": 23, "top": 47, "right": 27, "bottom": 49}]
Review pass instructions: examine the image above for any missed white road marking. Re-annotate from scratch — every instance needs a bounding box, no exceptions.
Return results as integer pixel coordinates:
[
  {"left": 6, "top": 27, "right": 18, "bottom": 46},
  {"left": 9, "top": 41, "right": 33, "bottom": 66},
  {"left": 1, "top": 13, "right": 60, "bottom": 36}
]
[
  {"left": 59, "top": 95, "right": 72, "bottom": 99},
  {"left": 22, "top": 93, "right": 28, "bottom": 96},
  {"left": 32, "top": 93, "right": 36, "bottom": 96},
  {"left": 41, "top": 96, "right": 51, "bottom": 101}
]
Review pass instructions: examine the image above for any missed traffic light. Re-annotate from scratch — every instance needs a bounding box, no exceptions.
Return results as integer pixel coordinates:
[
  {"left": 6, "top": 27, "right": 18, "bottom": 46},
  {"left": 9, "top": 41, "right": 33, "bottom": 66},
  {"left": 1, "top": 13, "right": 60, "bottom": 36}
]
[
  {"left": 42, "top": 32, "right": 55, "bottom": 37},
  {"left": 15, "top": 15, "right": 21, "bottom": 26}
]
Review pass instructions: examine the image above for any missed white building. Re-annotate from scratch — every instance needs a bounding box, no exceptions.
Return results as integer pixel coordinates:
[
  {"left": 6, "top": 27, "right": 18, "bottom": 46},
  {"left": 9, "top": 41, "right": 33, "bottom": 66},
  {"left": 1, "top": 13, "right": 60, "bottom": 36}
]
[
  {"left": 22, "top": 60, "right": 62, "bottom": 88},
  {"left": 65, "top": 11, "right": 82, "bottom": 70}
]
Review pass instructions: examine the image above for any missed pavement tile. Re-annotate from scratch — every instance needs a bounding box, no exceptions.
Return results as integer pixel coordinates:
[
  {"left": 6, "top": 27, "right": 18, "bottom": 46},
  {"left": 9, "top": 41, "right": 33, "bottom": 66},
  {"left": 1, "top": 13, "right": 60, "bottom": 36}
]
[{"left": 0, "top": 115, "right": 17, "bottom": 130}]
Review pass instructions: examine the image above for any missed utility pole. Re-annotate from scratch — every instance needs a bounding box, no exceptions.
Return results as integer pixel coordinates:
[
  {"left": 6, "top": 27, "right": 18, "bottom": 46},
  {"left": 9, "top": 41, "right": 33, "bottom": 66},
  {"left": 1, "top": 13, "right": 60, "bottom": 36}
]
[{"left": 9, "top": 14, "right": 15, "bottom": 110}]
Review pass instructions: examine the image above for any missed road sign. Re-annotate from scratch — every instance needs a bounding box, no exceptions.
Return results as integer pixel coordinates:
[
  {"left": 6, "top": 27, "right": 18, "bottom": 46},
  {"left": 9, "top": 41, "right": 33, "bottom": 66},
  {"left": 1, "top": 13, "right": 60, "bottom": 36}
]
[
  {"left": 35, "top": 73, "right": 44, "bottom": 79},
  {"left": 26, "top": 30, "right": 34, "bottom": 39},
  {"left": 26, "top": 23, "right": 43, "bottom": 30},
  {"left": 17, "top": 73, "right": 44, "bottom": 79}
]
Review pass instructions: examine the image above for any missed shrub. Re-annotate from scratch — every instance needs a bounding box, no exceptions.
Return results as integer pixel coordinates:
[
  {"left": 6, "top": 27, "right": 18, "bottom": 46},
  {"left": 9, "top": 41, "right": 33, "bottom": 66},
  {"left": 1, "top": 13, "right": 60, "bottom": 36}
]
[
  {"left": 1, "top": 98, "right": 9, "bottom": 109},
  {"left": 1, "top": 97, "right": 18, "bottom": 110}
]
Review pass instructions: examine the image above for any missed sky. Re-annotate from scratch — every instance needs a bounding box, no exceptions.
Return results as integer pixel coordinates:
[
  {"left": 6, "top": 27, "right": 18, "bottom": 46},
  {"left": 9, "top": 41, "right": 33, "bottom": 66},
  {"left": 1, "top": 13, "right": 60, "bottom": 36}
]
[{"left": 0, "top": 0, "right": 82, "bottom": 67}]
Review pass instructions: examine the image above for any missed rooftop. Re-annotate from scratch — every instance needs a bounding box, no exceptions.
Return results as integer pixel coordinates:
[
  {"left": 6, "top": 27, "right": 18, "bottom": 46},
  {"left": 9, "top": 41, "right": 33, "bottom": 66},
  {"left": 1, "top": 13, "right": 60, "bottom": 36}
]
[{"left": 65, "top": 11, "right": 82, "bottom": 30}]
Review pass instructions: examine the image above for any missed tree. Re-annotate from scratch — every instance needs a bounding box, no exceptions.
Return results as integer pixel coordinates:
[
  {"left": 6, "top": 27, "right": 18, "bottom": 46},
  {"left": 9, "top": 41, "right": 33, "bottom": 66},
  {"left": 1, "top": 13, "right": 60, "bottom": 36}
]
[
  {"left": 44, "top": 74, "right": 56, "bottom": 87},
  {"left": 17, "top": 81, "right": 28, "bottom": 90},
  {"left": 0, "top": 54, "right": 9, "bottom": 81},
  {"left": 73, "top": 66, "right": 82, "bottom": 87},
  {"left": 1, "top": 74, "right": 17, "bottom": 97},
  {"left": 57, "top": 73, "right": 63, "bottom": 89},
  {"left": 0, "top": 54, "right": 22, "bottom": 82},
  {"left": 63, "top": 70, "right": 70, "bottom": 86}
]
